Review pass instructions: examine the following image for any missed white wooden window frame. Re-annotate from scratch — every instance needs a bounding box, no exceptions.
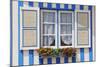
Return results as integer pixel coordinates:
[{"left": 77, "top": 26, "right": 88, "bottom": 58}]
[
  {"left": 75, "top": 10, "right": 91, "bottom": 48},
  {"left": 41, "top": 10, "right": 57, "bottom": 48},
  {"left": 20, "top": 7, "right": 40, "bottom": 50},
  {"left": 58, "top": 11, "right": 74, "bottom": 48}
]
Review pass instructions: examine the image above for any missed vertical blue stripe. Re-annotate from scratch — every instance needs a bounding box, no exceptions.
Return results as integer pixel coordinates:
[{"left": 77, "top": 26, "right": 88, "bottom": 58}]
[
  {"left": 18, "top": 1, "right": 23, "bottom": 66},
  {"left": 28, "top": 2, "right": 33, "bottom": 7},
  {"left": 72, "top": 5, "right": 75, "bottom": 10},
  {"left": 89, "top": 48, "right": 93, "bottom": 61},
  {"left": 47, "top": 57, "right": 52, "bottom": 64},
  {"left": 10, "top": 0, "right": 12, "bottom": 65},
  {"left": 88, "top": 6, "right": 93, "bottom": 62},
  {"left": 56, "top": 3, "right": 60, "bottom": 10},
  {"left": 47, "top": 3, "right": 52, "bottom": 9},
  {"left": 88, "top": 6, "right": 92, "bottom": 11},
  {"left": 72, "top": 53, "right": 76, "bottom": 63},
  {"left": 64, "top": 4, "right": 68, "bottom": 10},
  {"left": 19, "top": 50, "right": 23, "bottom": 65},
  {"left": 80, "top": 5, "right": 84, "bottom": 10},
  {"left": 64, "top": 56, "right": 68, "bottom": 63},
  {"left": 56, "top": 57, "right": 60, "bottom": 64},
  {"left": 39, "top": 2, "right": 43, "bottom": 8},
  {"left": 29, "top": 50, "right": 34, "bottom": 65},
  {"left": 39, "top": 56, "right": 43, "bottom": 65},
  {"left": 80, "top": 48, "right": 84, "bottom": 62}
]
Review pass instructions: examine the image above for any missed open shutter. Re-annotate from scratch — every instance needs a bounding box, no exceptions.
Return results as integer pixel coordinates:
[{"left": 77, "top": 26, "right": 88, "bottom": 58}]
[
  {"left": 20, "top": 7, "right": 40, "bottom": 50},
  {"left": 75, "top": 11, "right": 91, "bottom": 48}
]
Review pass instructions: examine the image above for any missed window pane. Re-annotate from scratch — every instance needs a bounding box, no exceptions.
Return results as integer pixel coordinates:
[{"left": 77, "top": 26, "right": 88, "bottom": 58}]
[
  {"left": 48, "top": 36, "right": 55, "bottom": 46},
  {"left": 43, "top": 24, "right": 55, "bottom": 34},
  {"left": 77, "top": 12, "right": 89, "bottom": 28},
  {"left": 60, "top": 24, "right": 72, "bottom": 34},
  {"left": 23, "top": 10, "right": 37, "bottom": 27},
  {"left": 23, "top": 30, "right": 37, "bottom": 47},
  {"left": 43, "top": 36, "right": 55, "bottom": 46},
  {"left": 43, "top": 12, "right": 55, "bottom": 23},
  {"left": 61, "top": 36, "right": 72, "bottom": 46},
  {"left": 43, "top": 36, "right": 48, "bottom": 46},
  {"left": 78, "top": 30, "right": 88, "bottom": 45},
  {"left": 60, "top": 13, "right": 72, "bottom": 23}
]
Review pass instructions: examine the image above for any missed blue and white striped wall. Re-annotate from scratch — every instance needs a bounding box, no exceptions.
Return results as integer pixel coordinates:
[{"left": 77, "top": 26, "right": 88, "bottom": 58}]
[{"left": 10, "top": 0, "right": 95, "bottom": 66}]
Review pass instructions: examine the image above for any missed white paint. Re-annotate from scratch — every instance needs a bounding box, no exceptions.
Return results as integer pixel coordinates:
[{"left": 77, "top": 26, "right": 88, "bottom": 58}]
[
  {"left": 52, "top": 57, "right": 56, "bottom": 64},
  {"left": 76, "top": 49, "right": 80, "bottom": 62},
  {"left": 34, "top": 51, "right": 39, "bottom": 64},
  {"left": 12, "top": 0, "right": 18, "bottom": 66},
  {"left": 68, "top": 57, "right": 72, "bottom": 63},
  {"left": 23, "top": 51, "right": 29, "bottom": 65},
  {"left": 19, "top": 0, "right": 96, "bottom": 5},
  {"left": 43, "top": 58, "right": 47, "bottom": 64},
  {"left": 23, "top": 1, "right": 29, "bottom": 7},
  {"left": 60, "top": 56, "right": 64, "bottom": 63},
  {"left": 84, "top": 49, "right": 89, "bottom": 61},
  {"left": 92, "top": 6, "right": 96, "bottom": 61}
]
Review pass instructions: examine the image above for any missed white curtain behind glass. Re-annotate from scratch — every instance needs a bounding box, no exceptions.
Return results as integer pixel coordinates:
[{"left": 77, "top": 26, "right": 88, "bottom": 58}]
[{"left": 42, "top": 12, "right": 55, "bottom": 47}]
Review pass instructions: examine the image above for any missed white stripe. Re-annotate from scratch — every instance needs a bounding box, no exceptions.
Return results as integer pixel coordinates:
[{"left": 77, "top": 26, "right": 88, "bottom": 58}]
[
  {"left": 43, "top": 57, "right": 47, "bottom": 64},
  {"left": 23, "top": 51, "right": 29, "bottom": 65},
  {"left": 76, "top": 49, "right": 81, "bottom": 62},
  {"left": 68, "top": 4, "right": 72, "bottom": 9},
  {"left": 76, "top": 5, "right": 80, "bottom": 10},
  {"left": 84, "top": 5, "right": 88, "bottom": 10},
  {"left": 60, "top": 56, "right": 64, "bottom": 63},
  {"left": 92, "top": 6, "right": 96, "bottom": 61},
  {"left": 12, "top": 1, "right": 18, "bottom": 66},
  {"left": 68, "top": 57, "right": 72, "bottom": 63},
  {"left": 34, "top": 50, "right": 39, "bottom": 64},
  {"left": 84, "top": 48, "right": 89, "bottom": 61},
  {"left": 43, "top": 2, "right": 47, "bottom": 8},
  {"left": 23, "top": 1, "right": 29, "bottom": 7},
  {"left": 52, "top": 57, "right": 56, "bottom": 64}
]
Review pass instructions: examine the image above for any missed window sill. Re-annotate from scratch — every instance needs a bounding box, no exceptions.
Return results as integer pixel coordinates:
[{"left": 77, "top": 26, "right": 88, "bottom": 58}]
[{"left": 20, "top": 47, "right": 39, "bottom": 50}]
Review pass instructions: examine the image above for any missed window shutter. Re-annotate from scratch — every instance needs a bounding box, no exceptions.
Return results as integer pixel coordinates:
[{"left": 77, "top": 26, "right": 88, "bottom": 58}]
[
  {"left": 75, "top": 11, "right": 91, "bottom": 48},
  {"left": 20, "top": 7, "right": 40, "bottom": 50}
]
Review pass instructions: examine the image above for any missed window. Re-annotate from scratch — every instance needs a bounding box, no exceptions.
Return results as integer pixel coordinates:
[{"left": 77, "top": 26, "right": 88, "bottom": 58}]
[
  {"left": 75, "top": 11, "right": 91, "bottom": 48},
  {"left": 20, "top": 7, "right": 40, "bottom": 50},
  {"left": 41, "top": 10, "right": 57, "bottom": 48},
  {"left": 59, "top": 11, "right": 74, "bottom": 48},
  {"left": 20, "top": 8, "right": 91, "bottom": 50},
  {"left": 41, "top": 10, "right": 74, "bottom": 48}
]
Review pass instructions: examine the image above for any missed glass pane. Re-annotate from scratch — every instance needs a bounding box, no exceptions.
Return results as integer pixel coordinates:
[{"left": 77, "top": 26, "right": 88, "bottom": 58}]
[
  {"left": 43, "top": 12, "right": 55, "bottom": 23},
  {"left": 48, "top": 36, "right": 55, "bottom": 46},
  {"left": 43, "top": 36, "right": 55, "bottom": 46},
  {"left": 77, "top": 12, "right": 89, "bottom": 28},
  {"left": 43, "top": 36, "right": 48, "bottom": 46},
  {"left": 43, "top": 24, "right": 55, "bottom": 34},
  {"left": 60, "top": 25, "right": 72, "bottom": 34},
  {"left": 23, "top": 30, "right": 37, "bottom": 47},
  {"left": 23, "top": 10, "right": 37, "bottom": 27},
  {"left": 60, "top": 13, "right": 72, "bottom": 23},
  {"left": 78, "top": 30, "right": 88, "bottom": 45},
  {"left": 61, "top": 36, "right": 72, "bottom": 46}
]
